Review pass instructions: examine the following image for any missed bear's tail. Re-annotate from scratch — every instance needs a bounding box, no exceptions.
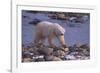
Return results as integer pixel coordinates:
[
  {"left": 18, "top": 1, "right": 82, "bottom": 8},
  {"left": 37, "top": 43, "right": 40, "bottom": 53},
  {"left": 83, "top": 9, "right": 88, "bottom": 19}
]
[{"left": 29, "top": 19, "right": 41, "bottom": 26}]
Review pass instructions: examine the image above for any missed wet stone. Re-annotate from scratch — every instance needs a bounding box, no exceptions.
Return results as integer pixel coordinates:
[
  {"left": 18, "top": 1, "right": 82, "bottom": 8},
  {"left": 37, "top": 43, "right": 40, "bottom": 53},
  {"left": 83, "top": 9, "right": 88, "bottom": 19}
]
[
  {"left": 32, "top": 55, "right": 45, "bottom": 62},
  {"left": 38, "top": 47, "right": 53, "bottom": 56},
  {"left": 22, "top": 58, "right": 33, "bottom": 62},
  {"left": 45, "top": 55, "right": 62, "bottom": 61},
  {"left": 53, "top": 50, "right": 65, "bottom": 58},
  {"left": 22, "top": 51, "right": 34, "bottom": 59},
  {"left": 65, "top": 55, "right": 76, "bottom": 60}
]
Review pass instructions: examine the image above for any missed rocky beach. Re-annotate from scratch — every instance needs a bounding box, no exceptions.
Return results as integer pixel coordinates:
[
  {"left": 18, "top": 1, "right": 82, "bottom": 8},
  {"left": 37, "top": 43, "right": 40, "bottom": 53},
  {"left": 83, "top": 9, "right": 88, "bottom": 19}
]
[{"left": 22, "top": 43, "right": 90, "bottom": 62}]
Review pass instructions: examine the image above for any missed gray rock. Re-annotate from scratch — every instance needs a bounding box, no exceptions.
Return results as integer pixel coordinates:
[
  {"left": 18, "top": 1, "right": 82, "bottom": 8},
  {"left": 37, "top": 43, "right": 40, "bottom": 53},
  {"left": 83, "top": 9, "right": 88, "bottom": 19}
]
[
  {"left": 32, "top": 55, "right": 45, "bottom": 62},
  {"left": 52, "top": 57, "right": 62, "bottom": 61},
  {"left": 32, "top": 55, "right": 44, "bottom": 59},
  {"left": 22, "top": 58, "right": 33, "bottom": 62},
  {"left": 79, "top": 44, "right": 89, "bottom": 49},
  {"left": 82, "top": 49, "right": 89, "bottom": 56},
  {"left": 38, "top": 47, "right": 53, "bottom": 55},
  {"left": 53, "top": 50, "right": 65, "bottom": 58},
  {"left": 70, "top": 52, "right": 79, "bottom": 55},
  {"left": 35, "top": 58, "right": 45, "bottom": 62},
  {"left": 22, "top": 51, "right": 34, "bottom": 58},
  {"left": 48, "top": 13, "right": 67, "bottom": 20},
  {"left": 28, "top": 47, "right": 39, "bottom": 53},
  {"left": 79, "top": 56, "right": 90, "bottom": 60},
  {"left": 45, "top": 55, "right": 62, "bottom": 61},
  {"left": 65, "top": 55, "right": 76, "bottom": 60}
]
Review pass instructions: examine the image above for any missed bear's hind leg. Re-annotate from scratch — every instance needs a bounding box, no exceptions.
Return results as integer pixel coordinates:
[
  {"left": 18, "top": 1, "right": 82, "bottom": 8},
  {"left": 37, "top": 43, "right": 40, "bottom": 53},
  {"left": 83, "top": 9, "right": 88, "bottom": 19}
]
[{"left": 34, "top": 31, "right": 43, "bottom": 45}]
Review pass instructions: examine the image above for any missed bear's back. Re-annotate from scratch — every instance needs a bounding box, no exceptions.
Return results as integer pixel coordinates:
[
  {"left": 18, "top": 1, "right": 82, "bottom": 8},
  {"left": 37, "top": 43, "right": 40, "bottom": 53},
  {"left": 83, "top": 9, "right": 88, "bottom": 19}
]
[{"left": 36, "top": 21, "right": 55, "bottom": 37}]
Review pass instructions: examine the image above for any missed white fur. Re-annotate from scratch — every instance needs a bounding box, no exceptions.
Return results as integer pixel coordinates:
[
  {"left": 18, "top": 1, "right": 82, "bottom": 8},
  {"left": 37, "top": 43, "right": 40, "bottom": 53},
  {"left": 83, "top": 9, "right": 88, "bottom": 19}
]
[{"left": 36, "top": 21, "right": 65, "bottom": 37}]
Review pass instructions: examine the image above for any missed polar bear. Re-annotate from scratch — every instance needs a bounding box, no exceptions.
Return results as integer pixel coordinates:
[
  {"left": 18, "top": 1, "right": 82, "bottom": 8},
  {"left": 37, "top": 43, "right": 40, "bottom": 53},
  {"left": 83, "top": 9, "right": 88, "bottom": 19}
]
[{"left": 30, "top": 20, "right": 69, "bottom": 52}]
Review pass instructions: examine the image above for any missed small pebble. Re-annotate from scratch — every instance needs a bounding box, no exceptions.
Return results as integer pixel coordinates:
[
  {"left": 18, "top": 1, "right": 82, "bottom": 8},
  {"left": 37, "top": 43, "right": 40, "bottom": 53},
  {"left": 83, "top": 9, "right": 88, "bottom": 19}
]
[{"left": 45, "top": 55, "right": 62, "bottom": 61}]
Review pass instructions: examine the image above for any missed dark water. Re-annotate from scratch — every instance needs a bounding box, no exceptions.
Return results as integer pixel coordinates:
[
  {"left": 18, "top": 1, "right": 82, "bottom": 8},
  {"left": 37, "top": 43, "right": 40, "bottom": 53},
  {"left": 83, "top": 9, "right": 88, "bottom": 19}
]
[{"left": 22, "top": 10, "right": 90, "bottom": 47}]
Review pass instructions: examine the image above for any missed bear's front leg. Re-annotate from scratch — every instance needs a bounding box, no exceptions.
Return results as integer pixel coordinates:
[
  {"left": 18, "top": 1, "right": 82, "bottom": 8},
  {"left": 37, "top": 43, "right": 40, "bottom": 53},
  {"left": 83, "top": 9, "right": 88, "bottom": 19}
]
[{"left": 58, "top": 35, "right": 69, "bottom": 52}]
